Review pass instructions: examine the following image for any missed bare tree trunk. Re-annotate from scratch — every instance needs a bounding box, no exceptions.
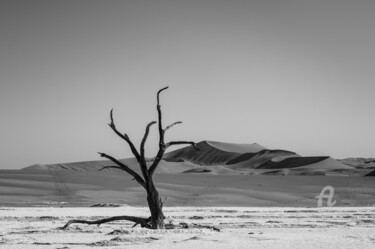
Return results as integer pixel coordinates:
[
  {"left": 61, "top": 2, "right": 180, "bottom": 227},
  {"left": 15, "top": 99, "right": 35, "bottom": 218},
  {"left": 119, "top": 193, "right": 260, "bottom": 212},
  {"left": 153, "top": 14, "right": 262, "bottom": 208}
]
[
  {"left": 61, "top": 86, "right": 198, "bottom": 230},
  {"left": 146, "top": 179, "right": 165, "bottom": 229}
]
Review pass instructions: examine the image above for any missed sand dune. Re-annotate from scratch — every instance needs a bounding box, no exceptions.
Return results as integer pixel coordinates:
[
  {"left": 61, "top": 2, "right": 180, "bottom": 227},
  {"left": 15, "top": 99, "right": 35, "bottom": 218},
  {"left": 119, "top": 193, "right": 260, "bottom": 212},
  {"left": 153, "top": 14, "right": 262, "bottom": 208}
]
[
  {"left": 1, "top": 140, "right": 374, "bottom": 207},
  {"left": 21, "top": 141, "right": 370, "bottom": 176},
  {"left": 339, "top": 158, "right": 375, "bottom": 168},
  {"left": 298, "top": 157, "right": 353, "bottom": 170},
  {"left": 206, "top": 141, "right": 267, "bottom": 153},
  {"left": 164, "top": 141, "right": 241, "bottom": 165},
  {"left": 257, "top": 157, "right": 352, "bottom": 170},
  {"left": 164, "top": 141, "right": 359, "bottom": 175},
  {"left": 226, "top": 150, "right": 298, "bottom": 170}
]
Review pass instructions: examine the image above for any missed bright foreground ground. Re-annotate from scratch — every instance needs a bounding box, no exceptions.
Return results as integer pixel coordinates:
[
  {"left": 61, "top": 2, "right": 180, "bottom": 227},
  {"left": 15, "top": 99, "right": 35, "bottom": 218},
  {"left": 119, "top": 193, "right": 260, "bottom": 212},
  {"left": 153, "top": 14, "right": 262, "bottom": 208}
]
[{"left": 0, "top": 207, "right": 374, "bottom": 249}]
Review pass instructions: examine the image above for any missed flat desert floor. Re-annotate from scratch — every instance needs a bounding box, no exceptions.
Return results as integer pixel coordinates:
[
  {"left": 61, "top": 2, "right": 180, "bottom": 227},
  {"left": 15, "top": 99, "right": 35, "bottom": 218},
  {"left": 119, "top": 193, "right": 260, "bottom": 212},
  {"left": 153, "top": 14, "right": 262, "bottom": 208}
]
[
  {"left": 1, "top": 170, "right": 375, "bottom": 207},
  {"left": 1, "top": 206, "right": 374, "bottom": 249}
]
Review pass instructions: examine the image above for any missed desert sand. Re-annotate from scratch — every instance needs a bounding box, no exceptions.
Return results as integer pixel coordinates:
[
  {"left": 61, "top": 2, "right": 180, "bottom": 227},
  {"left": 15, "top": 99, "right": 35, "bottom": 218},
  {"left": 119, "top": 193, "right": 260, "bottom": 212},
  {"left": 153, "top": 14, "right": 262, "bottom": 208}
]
[
  {"left": 1, "top": 206, "right": 374, "bottom": 249},
  {"left": 2, "top": 141, "right": 371, "bottom": 208},
  {"left": 1, "top": 170, "right": 374, "bottom": 207},
  {"left": 1, "top": 141, "right": 374, "bottom": 248}
]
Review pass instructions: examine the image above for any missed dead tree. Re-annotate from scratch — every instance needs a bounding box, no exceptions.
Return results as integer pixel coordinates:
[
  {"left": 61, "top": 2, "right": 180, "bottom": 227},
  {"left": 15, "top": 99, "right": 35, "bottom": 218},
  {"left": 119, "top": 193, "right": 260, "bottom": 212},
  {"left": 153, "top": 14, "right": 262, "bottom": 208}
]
[{"left": 62, "top": 86, "right": 198, "bottom": 230}]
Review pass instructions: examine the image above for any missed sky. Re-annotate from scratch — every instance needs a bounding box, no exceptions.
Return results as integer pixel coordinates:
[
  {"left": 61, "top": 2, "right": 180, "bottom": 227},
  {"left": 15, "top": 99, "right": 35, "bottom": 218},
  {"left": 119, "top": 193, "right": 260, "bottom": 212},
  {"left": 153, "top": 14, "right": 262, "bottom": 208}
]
[{"left": 1, "top": 0, "right": 375, "bottom": 169}]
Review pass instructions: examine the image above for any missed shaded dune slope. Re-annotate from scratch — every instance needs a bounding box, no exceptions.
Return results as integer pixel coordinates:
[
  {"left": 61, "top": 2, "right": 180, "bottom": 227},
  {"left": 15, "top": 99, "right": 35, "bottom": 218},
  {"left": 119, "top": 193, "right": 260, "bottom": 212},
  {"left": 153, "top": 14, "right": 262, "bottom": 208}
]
[
  {"left": 226, "top": 150, "right": 296, "bottom": 165},
  {"left": 163, "top": 141, "right": 351, "bottom": 172},
  {"left": 339, "top": 158, "right": 375, "bottom": 169},
  {"left": 226, "top": 150, "right": 298, "bottom": 169},
  {"left": 163, "top": 141, "right": 296, "bottom": 169},
  {"left": 163, "top": 141, "right": 242, "bottom": 165},
  {"left": 258, "top": 157, "right": 323, "bottom": 169}
]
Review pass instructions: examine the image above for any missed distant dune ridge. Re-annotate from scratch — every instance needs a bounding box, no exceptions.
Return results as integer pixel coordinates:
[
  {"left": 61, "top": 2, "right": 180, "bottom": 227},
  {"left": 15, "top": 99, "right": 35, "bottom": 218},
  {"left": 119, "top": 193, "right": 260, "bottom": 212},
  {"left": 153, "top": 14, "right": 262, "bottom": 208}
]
[
  {"left": 163, "top": 141, "right": 357, "bottom": 175},
  {"left": 206, "top": 141, "right": 268, "bottom": 153},
  {"left": 23, "top": 140, "right": 368, "bottom": 175},
  {"left": 1, "top": 140, "right": 374, "bottom": 207},
  {"left": 339, "top": 158, "right": 375, "bottom": 168}
]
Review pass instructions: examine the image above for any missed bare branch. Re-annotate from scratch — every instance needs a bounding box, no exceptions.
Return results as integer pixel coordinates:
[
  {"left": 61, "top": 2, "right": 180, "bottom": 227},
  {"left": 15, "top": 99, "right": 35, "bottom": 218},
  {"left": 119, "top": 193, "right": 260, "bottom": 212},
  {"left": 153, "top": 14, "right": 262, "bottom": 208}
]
[
  {"left": 166, "top": 141, "right": 200, "bottom": 151},
  {"left": 148, "top": 149, "right": 166, "bottom": 176},
  {"left": 108, "top": 109, "right": 141, "bottom": 162},
  {"left": 149, "top": 141, "right": 199, "bottom": 175},
  {"left": 61, "top": 216, "right": 151, "bottom": 230},
  {"left": 156, "top": 87, "right": 169, "bottom": 146},
  {"left": 157, "top": 86, "right": 169, "bottom": 105},
  {"left": 140, "top": 121, "right": 156, "bottom": 160},
  {"left": 98, "top": 152, "right": 146, "bottom": 189},
  {"left": 164, "top": 121, "right": 182, "bottom": 132},
  {"left": 139, "top": 121, "right": 156, "bottom": 180},
  {"left": 148, "top": 87, "right": 170, "bottom": 176}
]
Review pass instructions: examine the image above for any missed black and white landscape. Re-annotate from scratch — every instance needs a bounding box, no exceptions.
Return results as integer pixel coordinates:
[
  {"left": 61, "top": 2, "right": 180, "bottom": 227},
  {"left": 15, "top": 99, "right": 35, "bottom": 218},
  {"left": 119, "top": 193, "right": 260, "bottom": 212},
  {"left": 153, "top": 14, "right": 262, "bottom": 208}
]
[
  {"left": 1, "top": 140, "right": 375, "bottom": 207},
  {"left": 1, "top": 0, "right": 375, "bottom": 248}
]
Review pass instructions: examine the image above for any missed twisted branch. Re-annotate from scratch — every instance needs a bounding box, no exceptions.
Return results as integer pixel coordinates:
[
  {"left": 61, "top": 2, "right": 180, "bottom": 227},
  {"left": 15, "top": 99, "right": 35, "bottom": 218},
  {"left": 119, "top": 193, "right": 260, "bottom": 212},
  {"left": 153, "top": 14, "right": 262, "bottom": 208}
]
[{"left": 148, "top": 141, "right": 199, "bottom": 176}]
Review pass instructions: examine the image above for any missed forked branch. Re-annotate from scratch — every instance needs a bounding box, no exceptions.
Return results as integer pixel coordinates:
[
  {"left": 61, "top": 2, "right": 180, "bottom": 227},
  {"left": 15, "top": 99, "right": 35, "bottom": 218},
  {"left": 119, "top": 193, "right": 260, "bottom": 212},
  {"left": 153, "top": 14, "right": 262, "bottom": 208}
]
[
  {"left": 108, "top": 109, "right": 141, "bottom": 162},
  {"left": 148, "top": 86, "right": 200, "bottom": 176},
  {"left": 148, "top": 141, "right": 199, "bottom": 176}
]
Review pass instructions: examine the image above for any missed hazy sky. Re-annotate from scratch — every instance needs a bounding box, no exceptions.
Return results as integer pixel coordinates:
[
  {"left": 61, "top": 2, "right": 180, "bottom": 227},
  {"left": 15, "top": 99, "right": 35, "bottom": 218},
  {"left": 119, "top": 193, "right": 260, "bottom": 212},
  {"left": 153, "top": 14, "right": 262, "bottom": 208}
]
[{"left": 1, "top": 0, "right": 375, "bottom": 169}]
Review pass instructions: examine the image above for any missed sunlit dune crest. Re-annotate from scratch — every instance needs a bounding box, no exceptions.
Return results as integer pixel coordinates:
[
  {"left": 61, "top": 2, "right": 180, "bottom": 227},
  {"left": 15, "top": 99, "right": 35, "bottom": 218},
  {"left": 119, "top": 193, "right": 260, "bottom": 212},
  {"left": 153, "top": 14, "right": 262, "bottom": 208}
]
[{"left": 205, "top": 141, "right": 267, "bottom": 153}]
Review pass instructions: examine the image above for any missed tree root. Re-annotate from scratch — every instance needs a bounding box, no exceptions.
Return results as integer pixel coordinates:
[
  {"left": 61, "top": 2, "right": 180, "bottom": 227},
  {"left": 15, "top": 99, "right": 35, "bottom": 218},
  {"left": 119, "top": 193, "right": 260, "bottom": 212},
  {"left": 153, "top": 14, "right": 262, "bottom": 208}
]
[
  {"left": 60, "top": 215, "right": 152, "bottom": 230},
  {"left": 61, "top": 216, "right": 220, "bottom": 232}
]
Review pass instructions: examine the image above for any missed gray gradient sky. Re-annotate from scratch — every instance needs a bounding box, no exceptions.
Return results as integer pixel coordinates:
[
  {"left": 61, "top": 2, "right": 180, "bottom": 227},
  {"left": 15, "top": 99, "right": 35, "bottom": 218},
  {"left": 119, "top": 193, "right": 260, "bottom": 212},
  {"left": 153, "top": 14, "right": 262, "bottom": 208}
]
[{"left": 1, "top": 0, "right": 375, "bottom": 169}]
